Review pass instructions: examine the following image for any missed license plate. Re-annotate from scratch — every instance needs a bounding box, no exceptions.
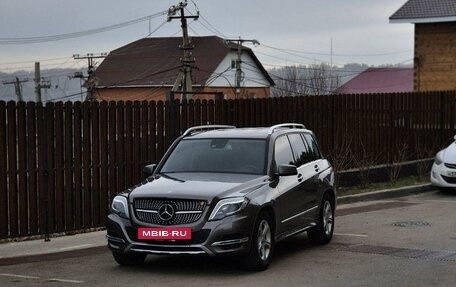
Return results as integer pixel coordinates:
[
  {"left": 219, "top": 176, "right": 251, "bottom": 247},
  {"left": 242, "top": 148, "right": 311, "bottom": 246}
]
[
  {"left": 137, "top": 228, "right": 192, "bottom": 240},
  {"left": 447, "top": 171, "right": 456, "bottom": 177}
]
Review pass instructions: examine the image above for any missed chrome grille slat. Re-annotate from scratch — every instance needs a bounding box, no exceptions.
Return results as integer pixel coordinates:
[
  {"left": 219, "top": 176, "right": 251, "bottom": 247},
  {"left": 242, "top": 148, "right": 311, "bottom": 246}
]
[{"left": 134, "top": 199, "right": 206, "bottom": 226}]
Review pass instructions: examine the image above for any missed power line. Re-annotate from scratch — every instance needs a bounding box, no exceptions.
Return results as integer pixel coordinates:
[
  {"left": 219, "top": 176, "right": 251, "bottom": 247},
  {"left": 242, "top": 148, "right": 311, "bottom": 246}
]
[
  {"left": 0, "top": 10, "right": 168, "bottom": 45},
  {"left": 260, "top": 43, "right": 413, "bottom": 57}
]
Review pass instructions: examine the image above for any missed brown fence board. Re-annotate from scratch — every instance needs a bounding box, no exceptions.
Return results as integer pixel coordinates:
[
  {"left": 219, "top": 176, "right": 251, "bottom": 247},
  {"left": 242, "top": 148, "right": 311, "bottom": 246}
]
[
  {"left": 108, "top": 101, "right": 118, "bottom": 200},
  {"left": 156, "top": 101, "right": 164, "bottom": 162},
  {"left": 63, "top": 102, "right": 74, "bottom": 230},
  {"left": 148, "top": 101, "right": 156, "bottom": 164},
  {"left": 46, "top": 103, "right": 56, "bottom": 233},
  {"left": 0, "top": 102, "right": 8, "bottom": 238},
  {"left": 17, "top": 102, "right": 28, "bottom": 236},
  {"left": 92, "top": 102, "right": 100, "bottom": 226},
  {"left": 125, "top": 102, "right": 133, "bottom": 188},
  {"left": 82, "top": 101, "right": 91, "bottom": 227},
  {"left": 54, "top": 102, "right": 64, "bottom": 232},
  {"left": 116, "top": 102, "right": 125, "bottom": 192},
  {"left": 133, "top": 101, "right": 142, "bottom": 181},
  {"left": 7, "top": 102, "right": 18, "bottom": 237},
  {"left": 73, "top": 102, "right": 83, "bottom": 229},
  {"left": 100, "top": 102, "right": 109, "bottom": 219},
  {"left": 26, "top": 102, "right": 38, "bottom": 234}
]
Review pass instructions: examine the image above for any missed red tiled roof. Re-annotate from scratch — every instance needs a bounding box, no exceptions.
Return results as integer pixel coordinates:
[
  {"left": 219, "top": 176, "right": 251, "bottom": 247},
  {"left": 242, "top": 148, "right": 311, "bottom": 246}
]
[
  {"left": 335, "top": 67, "right": 414, "bottom": 94},
  {"left": 390, "top": 0, "right": 456, "bottom": 22},
  {"left": 95, "top": 36, "right": 274, "bottom": 88}
]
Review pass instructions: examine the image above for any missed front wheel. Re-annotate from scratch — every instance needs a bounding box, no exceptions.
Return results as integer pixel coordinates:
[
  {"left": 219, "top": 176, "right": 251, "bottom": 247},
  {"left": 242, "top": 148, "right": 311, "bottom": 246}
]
[
  {"left": 112, "top": 251, "right": 147, "bottom": 266},
  {"left": 308, "top": 194, "right": 334, "bottom": 245},
  {"left": 241, "top": 212, "right": 274, "bottom": 271}
]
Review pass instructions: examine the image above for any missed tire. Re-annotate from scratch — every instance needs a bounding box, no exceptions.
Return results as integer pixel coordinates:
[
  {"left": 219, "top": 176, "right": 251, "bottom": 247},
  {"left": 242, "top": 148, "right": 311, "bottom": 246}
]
[
  {"left": 241, "top": 212, "right": 274, "bottom": 271},
  {"left": 308, "top": 193, "right": 334, "bottom": 245},
  {"left": 112, "top": 251, "right": 147, "bottom": 266}
]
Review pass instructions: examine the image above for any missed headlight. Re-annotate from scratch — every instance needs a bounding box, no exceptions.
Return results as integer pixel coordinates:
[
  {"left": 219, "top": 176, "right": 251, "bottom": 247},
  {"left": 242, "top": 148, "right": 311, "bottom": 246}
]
[
  {"left": 434, "top": 152, "right": 444, "bottom": 165},
  {"left": 111, "top": 195, "right": 130, "bottom": 218},
  {"left": 209, "top": 197, "right": 249, "bottom": 221}
]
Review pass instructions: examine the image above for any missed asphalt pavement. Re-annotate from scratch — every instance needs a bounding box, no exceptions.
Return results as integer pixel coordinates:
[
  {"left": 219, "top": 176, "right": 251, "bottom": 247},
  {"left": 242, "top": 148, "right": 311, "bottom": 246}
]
[{"left": 0, "top": 183, "right": 435, "bottom": 262}]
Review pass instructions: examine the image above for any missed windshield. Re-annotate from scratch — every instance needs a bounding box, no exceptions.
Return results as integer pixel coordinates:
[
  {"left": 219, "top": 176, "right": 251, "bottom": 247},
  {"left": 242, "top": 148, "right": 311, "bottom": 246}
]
[{"left": 160, "top": 138, "right": 267, "bottom": 175}]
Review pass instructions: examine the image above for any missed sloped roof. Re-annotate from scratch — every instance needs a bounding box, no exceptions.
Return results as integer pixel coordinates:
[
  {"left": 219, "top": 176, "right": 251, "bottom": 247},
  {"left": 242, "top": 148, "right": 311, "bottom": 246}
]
[
  {"left": 335, "top": 68, "right": 413, "bottom": 94},
  {"left": 95, "top": 36, "right": 274, "bottom": 88},
  {"left": 390, "top": 0, "right": 456, "bottom": 23}
]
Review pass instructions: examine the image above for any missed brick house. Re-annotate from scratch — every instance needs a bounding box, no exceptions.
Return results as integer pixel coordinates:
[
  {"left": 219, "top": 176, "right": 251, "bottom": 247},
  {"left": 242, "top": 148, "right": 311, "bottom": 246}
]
[
  {"left": 390, "top": 0, "right": 456, "bottom": 91},
  {"left": 92, "top": 36, "right": 274, "bottom": 101}
]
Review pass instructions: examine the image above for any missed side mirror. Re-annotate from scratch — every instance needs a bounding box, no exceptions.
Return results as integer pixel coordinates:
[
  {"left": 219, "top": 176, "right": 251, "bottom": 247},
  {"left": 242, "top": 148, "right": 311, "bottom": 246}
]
[
  {"left": 277, "top": 164, "right": 298, "bottom": 176},
  {"left": 143, "top": 164, "right": 156, "bottom": 177}
]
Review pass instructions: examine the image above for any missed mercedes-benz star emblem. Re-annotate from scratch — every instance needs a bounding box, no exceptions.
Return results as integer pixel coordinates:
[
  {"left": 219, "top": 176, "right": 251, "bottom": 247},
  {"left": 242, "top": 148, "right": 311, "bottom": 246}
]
[{"left": 158, "top": 204, "right": 175, "bottom": 221}]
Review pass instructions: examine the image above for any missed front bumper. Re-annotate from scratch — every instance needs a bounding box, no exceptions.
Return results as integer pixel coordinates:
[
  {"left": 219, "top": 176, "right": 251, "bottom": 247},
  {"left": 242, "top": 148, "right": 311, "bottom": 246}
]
[
  {"left": 430, "top": 163, "right": 456, "bottom": 188},
  {"left": 106, "top": 211, "right": 255, "bottom": 256}
]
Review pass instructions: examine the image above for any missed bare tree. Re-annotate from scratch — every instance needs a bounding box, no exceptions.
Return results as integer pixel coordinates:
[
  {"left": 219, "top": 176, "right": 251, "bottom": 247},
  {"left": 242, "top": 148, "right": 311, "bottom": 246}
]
[{"left": 271, "top": 63, "right": 341, "bottom": 97}]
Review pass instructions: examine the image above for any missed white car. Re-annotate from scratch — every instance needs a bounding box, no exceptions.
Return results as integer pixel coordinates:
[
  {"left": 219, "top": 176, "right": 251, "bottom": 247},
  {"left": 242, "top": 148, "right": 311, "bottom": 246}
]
[{"left": 431, "top": 137, "right": 456, "bottom": 190}]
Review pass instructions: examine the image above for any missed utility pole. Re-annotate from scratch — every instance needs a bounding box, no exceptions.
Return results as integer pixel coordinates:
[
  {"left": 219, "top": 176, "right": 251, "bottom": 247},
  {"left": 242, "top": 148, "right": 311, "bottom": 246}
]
[
  {"left": 2, "top": 77, "right": 29, "bottom": 101},
  {"left": 69, "top": 72, "right": 85, "bottom": 101},
  {"left": 225, "top": 38, "right": 259, "bottom": 98},
  {"left": 73, "top": 53, "right": 107, "bottom": 100},
  {"left": 33, "top": 62, "right": 53, "bottom": 102},
  {"left": 168, "top": 0, "right": 199, "bottom": 100},
  {"left": 35, "top": 62, "right": 42, "bottom": 102}
]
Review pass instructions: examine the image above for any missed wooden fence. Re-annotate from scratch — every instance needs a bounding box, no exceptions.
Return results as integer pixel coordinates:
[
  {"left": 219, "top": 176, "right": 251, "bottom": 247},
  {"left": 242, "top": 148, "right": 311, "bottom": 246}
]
[{"left": 1, "top": 90, "right": 456, "bottom": 239}]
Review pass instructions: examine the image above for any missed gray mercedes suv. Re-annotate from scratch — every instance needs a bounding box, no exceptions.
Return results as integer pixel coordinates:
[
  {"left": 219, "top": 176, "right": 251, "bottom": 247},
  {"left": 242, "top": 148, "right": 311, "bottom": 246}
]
[{"left": 106, "top": 124, "right": 336, "bottom": 270}]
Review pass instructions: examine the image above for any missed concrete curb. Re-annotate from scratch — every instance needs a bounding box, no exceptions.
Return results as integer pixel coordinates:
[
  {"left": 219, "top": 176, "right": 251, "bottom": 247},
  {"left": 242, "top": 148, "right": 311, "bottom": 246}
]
[{"left": 337, "top": 183, "right": 436, "bottom": 205}]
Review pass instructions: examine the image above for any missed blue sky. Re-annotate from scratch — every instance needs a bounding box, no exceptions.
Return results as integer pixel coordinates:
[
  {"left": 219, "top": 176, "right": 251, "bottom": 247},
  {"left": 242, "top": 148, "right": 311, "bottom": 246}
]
[{"left": 0, "top": 0, "right": 413, "bottom": 72}]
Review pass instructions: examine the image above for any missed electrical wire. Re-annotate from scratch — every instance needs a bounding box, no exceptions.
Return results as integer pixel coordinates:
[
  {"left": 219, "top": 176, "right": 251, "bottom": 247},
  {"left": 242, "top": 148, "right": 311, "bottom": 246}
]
[
  {"left": 260, "top": 43, "right": 413, "bottom": 58},
  {"left": 0, "top": 10, "right": 168, "bottom": 45}
]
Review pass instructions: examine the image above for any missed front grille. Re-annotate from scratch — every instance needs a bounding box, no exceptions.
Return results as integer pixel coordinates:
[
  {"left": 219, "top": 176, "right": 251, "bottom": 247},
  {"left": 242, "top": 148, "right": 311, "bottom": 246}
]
[
  {"left": 134, "top": 198, "right": 206, "bottom": 226},
  {"left": 441, "top": 175, "right": 456, "bottom": 184},
  {"left": 444, "top": 163, "right": 456, "bottom": 169}
]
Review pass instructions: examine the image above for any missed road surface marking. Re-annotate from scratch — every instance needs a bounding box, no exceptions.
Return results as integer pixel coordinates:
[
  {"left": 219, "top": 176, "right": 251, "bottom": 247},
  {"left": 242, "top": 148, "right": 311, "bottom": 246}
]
[
  {"left": 334, "top": 233, "right": 368, "bottom": 238},
  {"left": 0, "top": 273, "right": 84, "bottom": 284},
  {"left": 48, "top": 278, "right": 84, "bottom": 284},
  {"left": 0, "top": 273, "right": 40, "bottom": 279},
  {"left": 427, "top": 200, "right": 456, "bottom": 204},
  {"left": 59, "top": 244, "right": 94, "bottom": 251}
]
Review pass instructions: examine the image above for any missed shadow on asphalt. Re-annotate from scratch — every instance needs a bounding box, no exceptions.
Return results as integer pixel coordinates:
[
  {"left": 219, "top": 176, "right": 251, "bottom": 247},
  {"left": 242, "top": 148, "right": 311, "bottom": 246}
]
[
  {"left": 436, "top": 188, "right": 456, "bottom": 196},
  {"left": 112, "top": 234, "right": 316, "bottom": 275}
]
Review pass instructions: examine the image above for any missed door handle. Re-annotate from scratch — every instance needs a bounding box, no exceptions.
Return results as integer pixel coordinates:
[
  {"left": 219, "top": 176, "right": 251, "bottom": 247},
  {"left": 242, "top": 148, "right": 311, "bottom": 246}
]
[
  {"left": 297, "top": 173, "right": 303, "bottom": 182},
  {"left": 314, "top": 164, "right": 320, "bottom": 172}
]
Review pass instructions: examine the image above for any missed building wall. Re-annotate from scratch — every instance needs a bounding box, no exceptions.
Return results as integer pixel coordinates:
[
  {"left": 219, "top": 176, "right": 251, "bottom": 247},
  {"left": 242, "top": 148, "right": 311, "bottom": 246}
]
[
  {"left": 415, "top": 22, "right": 456, "bottom": 91},
  {"left": 94, "top": 86, "right": 270, "bottom": 102},
  {"left": 209, "top": 51, "right": 271, "bottom": 87}
]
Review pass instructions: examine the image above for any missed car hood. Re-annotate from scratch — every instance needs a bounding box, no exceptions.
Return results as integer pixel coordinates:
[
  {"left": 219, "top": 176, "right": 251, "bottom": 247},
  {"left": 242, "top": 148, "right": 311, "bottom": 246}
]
[
  {"left": 127, "top": 173, "right": 269, "bottom": 205},
  {"left": 441, "top": 142, "right": 456, "bottom": 163}
]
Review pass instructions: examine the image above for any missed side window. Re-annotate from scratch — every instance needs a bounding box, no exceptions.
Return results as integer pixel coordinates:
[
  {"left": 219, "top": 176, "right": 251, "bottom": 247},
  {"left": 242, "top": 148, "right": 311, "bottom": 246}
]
[
  {"left": 274, "top": 136, "right": 295, "bottom": 166},
  {"left": 288, "top": 133, "right": 311, "bottom": 167},
  {"left": 303, "top": 133, "right": 322, "bottom": 160}
]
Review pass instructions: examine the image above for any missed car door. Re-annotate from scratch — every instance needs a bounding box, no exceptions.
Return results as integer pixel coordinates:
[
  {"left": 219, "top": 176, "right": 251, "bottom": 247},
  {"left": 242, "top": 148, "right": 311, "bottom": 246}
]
[
  {"left": 274, "top": 134, "right": 309, "bottom": 234},
  {"left": 288, "top": 133, "right": 320, "bottom": 224},
  {"left": 301, "top": 132, "right": 329, "bottom": 220}
]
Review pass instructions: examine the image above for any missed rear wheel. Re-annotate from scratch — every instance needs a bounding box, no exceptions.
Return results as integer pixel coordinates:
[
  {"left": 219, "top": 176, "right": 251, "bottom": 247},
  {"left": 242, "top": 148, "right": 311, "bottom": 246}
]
[
  {"left": 308, "top": 194, "right": 334, "bottom": 245},
  {"left": 112, "top": 251, "right": 147, "bottom": 266},
  {"left": 241, "top": 212, "right": 274, "bottom": 271}
]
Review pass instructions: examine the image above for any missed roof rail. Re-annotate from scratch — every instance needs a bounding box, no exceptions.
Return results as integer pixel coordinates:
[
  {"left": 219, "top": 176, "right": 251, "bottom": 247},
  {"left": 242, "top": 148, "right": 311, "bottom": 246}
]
[
  {"left": 182, "top": 125, "right": 236, "bottom": 137},
  {"left": 269, "top": 123, "right": 306, "bottom": 134}
]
